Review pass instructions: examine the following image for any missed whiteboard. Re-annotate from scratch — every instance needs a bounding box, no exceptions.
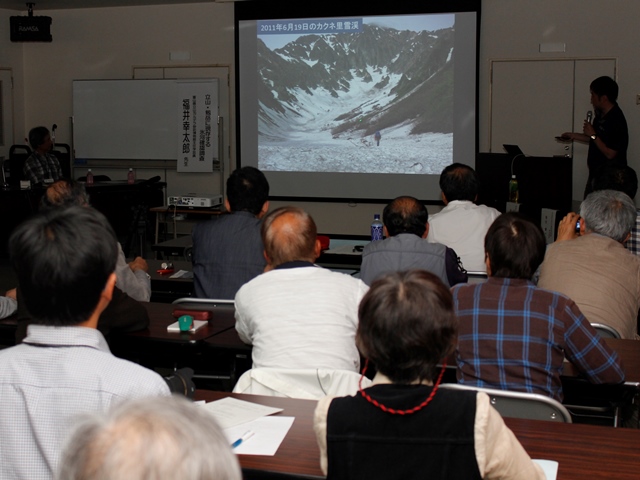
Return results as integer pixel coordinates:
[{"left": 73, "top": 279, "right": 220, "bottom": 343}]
[{"left": 73, "top": 79, "right": 218, "bottom": 163}]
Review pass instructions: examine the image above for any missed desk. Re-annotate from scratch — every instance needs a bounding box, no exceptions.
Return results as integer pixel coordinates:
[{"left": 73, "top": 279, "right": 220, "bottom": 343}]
[
  {"left": 151, "top": 206, "right": 222, "bottom": 243},
  {"left": 110, "top": 301, "right": 236, "bottom": 373},
  {"left": 152, "top": 234, "right": 192, "bottom": 259},
  {"left": 195, "top": 391, "right": 640, "bottom": 479},
  {"left": 147, "top": 259, "right": 193, "bottom": 302},
  {"left": 204, "top": 326, "right": 252, "bottom": 386},
  {"left": 152, "top": 234, "right": 366, "bottom": 269}
]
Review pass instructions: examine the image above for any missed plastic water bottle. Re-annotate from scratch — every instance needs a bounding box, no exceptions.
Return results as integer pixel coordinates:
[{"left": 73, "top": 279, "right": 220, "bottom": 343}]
[
  {"left": 508, "top": 175, "right": 519, "bottom": 203},
  {"left": 86, "top": 168, "right": 94, "bottom": 185},
  {"left": 371, "top": 214, "right": 383, "bottom": 241},
  {"left": 127, "top": 168, "right": 136, "bottom": 184}
]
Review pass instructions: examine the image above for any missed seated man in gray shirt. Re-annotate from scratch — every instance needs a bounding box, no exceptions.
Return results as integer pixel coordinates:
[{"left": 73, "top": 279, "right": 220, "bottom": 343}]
[
  {"left": 1, "top": 206, "right": 169, "bottom": 479},
  {"left": 360, "top": 196, "right": 467, "bottom": 287},
  {"left": 192, "top": 166, "right": 269, "bottom": 299}
]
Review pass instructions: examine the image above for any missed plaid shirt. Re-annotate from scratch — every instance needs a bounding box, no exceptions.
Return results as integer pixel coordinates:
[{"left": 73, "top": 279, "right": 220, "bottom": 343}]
[
  {"left": 452, "top": 277, "right": 625, "bottom": 401},
  {"left": 625, "top": 210, "right": 640, "bottom": 255},
  {"left": 22, "top": 151, "right": 62, "bottom": 184}
]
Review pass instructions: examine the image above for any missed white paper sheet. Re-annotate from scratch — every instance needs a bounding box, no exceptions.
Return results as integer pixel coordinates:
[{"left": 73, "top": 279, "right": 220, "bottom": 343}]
[
  {"left": 166, "top": 319, "right": 207, "bottom": 333},
  {"left": 533, "top": 459, "right": 559, "bottom": 480},
  {"left": 200, "top": 397, "right": 283, "bottom": 429},
  {"left": 170, "top": 269, "right": 193, "bottom": 278},
  {"left": 225, "top": 417, "right": 295, "bottom": 456}
]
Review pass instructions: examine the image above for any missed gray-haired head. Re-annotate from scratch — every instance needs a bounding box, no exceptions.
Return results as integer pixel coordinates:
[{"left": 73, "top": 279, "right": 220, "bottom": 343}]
[
  {"left": 56, "top": 395, "right": 241, "bottom": 480},
  {"left": 580, "top": 189, "right": 637, "bottom": 243}
]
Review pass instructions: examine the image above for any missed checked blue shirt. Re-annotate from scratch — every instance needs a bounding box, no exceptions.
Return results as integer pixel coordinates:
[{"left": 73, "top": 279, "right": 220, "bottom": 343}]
[{"left": 452, "top": 277, "right": 625, "bottom": 401}]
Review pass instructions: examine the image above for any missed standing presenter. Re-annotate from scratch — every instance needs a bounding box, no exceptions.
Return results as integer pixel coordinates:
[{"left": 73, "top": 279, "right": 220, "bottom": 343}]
[{"left": 560, "top": 76, "right": 628, "bottom": 197}]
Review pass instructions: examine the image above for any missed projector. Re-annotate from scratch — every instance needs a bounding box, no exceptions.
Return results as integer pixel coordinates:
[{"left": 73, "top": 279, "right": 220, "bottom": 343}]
[
  {"left": 168, "top": 194, "right": 223, "bottom": 208},
  {"left": 10, "top": 15, "right": 52, "bottom": 42}
]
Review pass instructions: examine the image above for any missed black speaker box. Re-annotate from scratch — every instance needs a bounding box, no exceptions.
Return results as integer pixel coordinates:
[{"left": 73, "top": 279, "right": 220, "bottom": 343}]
[{"left": 10, "top": 15, "right": 52, "bottom": 42}]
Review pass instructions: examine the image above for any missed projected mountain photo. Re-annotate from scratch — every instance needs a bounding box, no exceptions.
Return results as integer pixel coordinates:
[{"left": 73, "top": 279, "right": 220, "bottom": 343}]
[{"left": 257, "top": 16, "right": 455, "bottom": 175}]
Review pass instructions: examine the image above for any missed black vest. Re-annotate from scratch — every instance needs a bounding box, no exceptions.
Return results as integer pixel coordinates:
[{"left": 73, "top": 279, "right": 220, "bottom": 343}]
[{"left": 326, "top": 384, "right": 482, "bottom": 480}]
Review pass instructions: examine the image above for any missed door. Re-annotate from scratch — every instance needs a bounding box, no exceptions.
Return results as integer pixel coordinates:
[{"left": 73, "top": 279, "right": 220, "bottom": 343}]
[{"left": 490, "top": 59, "right": 616, "bottom": 202}]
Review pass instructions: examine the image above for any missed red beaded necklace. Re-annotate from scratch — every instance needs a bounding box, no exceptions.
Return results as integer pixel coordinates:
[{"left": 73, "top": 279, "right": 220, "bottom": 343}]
[{"left": 357, "top": 360, "right": 448, "bottom": 415}]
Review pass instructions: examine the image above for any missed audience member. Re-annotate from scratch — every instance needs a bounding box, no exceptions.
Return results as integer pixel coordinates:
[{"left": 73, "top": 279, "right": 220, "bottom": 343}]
[
  {"left": 0, "top": 206, "right": 169, "bottom": 479},
  {"left": 41, "top": 179, "right": 151, "bottom": 302},
  {"left": 0, "top": 288, "right": 17, "bottom": 319},
  {"left": 23, "top": 125, "right": 63, "bottom": 184},
  {"left": 427, "top": 163, "right": 500, "bottom": 272},
  {"left": 360, "top": 196, "right": 467, "bottom": 287},
  {"left": 192, "top": 166, "right": 269, "bottom": 299},
  {"left": 57, "top": 396, "right": 241, "bottom": 480},
  {"left": 14, "top": 180, "right": 151, "bottom": 343},
  {"left": 538, "top": 190, "right": 640, "bottom": 339},
  {"left": 314, "top": 270, "right": 544, "bottom": 479},
  {"left": 453, "top": 213, "right": 624, "bottom": 401},
  {"left": 590, "top": 163, "right": 640, "bottom": 255},
  {"left": 235, "top": 206, "right": 368, "bottom": 371}
]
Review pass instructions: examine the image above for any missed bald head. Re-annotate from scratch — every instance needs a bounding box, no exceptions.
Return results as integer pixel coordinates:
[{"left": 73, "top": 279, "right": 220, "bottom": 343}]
[
  {"left": 40, "top": 179, "right": 89, "bottom": 210},
  {"left": 382, "top": 196, "right": 429, "bottom": 237},
  {"left": 261, "top": 207, "right": 319, "bottom": 267}
]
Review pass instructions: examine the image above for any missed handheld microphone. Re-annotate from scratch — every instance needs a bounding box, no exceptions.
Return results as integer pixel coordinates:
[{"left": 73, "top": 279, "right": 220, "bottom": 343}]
[
  {"left": 51, "top": 124, "right": 57, "bottom": 144},
  {"left": 586, "top": 111, "right": 593, "bottom": 124}
]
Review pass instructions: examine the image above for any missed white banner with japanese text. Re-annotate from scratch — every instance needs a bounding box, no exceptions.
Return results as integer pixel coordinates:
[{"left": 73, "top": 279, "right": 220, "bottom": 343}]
[{"left": 177, "top": 80, "right": 218, "bottom": 172}]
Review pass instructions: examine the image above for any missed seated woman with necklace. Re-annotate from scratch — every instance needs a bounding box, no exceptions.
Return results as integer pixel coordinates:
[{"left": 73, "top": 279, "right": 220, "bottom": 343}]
[{"left": 313, "top": 270, "right": 544, "bottom": 480}]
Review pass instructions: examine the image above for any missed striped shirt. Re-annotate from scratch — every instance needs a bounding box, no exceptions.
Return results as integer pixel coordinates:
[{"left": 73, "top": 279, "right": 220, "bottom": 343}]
[
  {"left": 452, "top": 277, "right": 625, "bottom": 401},
  {"left": 625, "top": 209, "right": 640, "bottom": 255},
  {"left": 22, "top": 151, "right": 62, "bottom": 184}
]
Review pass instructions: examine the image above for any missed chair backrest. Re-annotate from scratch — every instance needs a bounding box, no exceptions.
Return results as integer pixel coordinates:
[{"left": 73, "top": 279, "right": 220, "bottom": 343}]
[
  {"left": 233, "top": 368, "right": 371, "bottom": 400},
  {"left": 172, "top": 297, "right": 234, "bottom": 307},
  {"left": 591, "top": 323, "right": 621, "bottom": 339},
  {"left": 8, "top": 145, "right": 31, "bottom": 185},
  {"left": 441, "top": 383, "right": 572, "bottom": 423}
]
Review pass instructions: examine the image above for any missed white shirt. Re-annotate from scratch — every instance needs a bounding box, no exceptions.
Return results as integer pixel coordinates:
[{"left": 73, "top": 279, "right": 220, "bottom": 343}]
[
  {"left": 0, "top": 325, "right": 170, "bottom": 479},
  {"left": 0, "top": 296, "right": 17, "bottom": 319},
  {"left": 427, "top": 200, "right": 501, "bottom": 272},
  {"left": 115, "top": 242, "right": 151, "bottom": 302},
  {"left": 235, "top": 266, "right": 369, "bottom": 372}
]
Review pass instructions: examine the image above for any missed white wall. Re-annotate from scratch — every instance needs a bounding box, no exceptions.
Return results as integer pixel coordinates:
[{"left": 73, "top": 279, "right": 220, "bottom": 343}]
[
  {"left": 0, "top": 8, "right": 26, "bottom": 154},
  {"left": 2, "top": 0, "right": 639, "bottom": 234},
  {"left": 479, "top": 0, "right": 640, "bottom": 199}
]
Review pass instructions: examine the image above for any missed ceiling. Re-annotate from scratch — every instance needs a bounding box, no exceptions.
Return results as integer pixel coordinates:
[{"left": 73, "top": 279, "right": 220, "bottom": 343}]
[{"left": 0, "top": 0, "right": 229, "bottom": 11}]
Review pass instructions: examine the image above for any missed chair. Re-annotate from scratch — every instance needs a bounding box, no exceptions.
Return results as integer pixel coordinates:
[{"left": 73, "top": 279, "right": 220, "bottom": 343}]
[
  {"left": 7, "top": 145, "right": 31, "bottom": 186},
  {"left": 440, "top": 383, "right": 572, "bottom": 423},
  {"left": 172, "top": 297, "right": 233, "bottom": 307},
  {"left": 233, "top": 368, "right": 371, "bottom": 400},
  {"left": 171, "top": 297, "right": 237, "bottom": 388},
  {"left": 591, "top": 323, "right": 621, "bottom": 339},
  {"left": 466, "top": 271, "right": 488, "bottom": 285}
]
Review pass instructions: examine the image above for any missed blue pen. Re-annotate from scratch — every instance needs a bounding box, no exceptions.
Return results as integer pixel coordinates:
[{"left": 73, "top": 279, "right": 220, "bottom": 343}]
[{"left": 231, "top": 430, "right": 255, "bottom": 448}]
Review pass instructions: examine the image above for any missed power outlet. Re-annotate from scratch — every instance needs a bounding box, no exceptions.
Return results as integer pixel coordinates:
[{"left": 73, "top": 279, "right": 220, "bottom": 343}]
[{"left": 506, "top": 201, "right": 520, "bottom": 213}]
